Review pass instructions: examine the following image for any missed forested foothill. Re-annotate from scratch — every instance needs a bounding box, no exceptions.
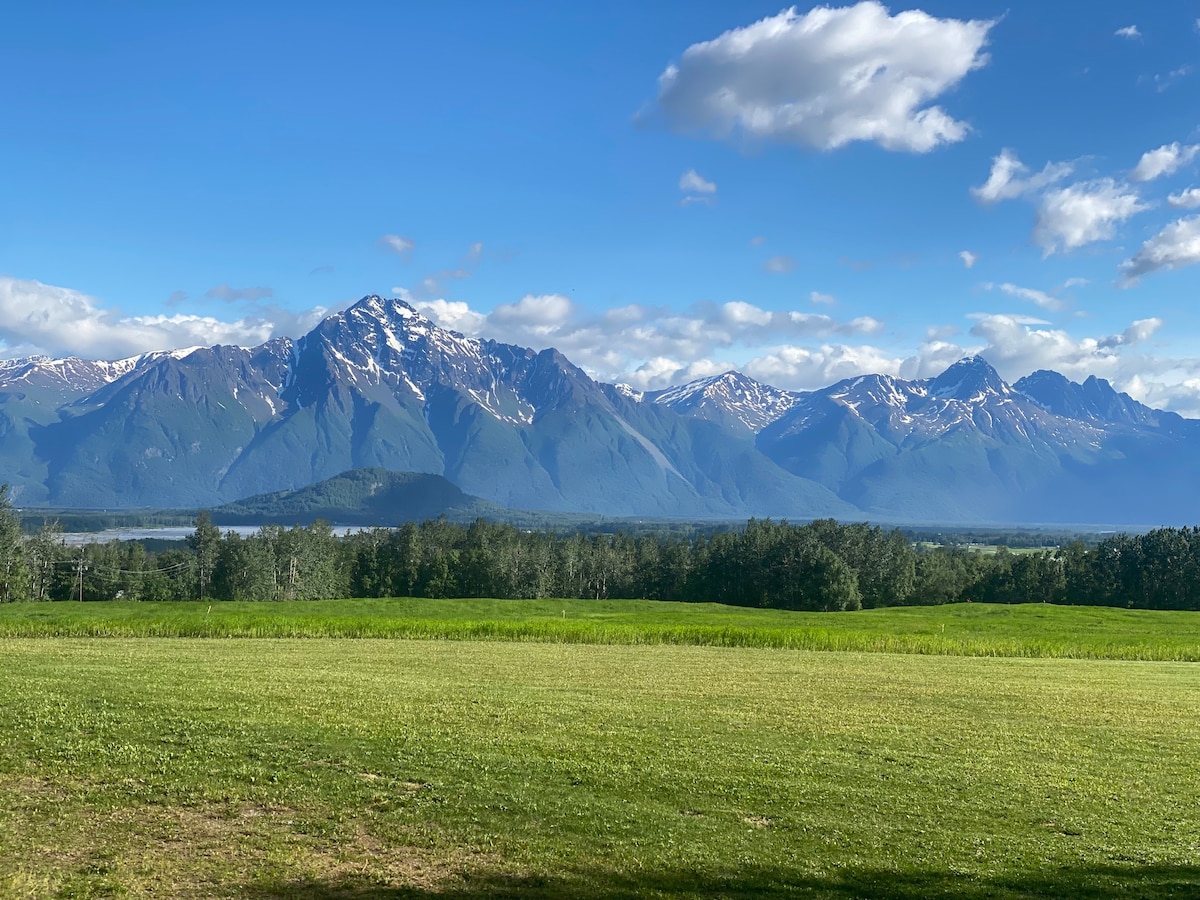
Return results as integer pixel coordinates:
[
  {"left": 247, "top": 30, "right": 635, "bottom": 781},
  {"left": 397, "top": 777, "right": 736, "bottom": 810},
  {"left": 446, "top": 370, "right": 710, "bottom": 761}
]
[{"left": 1, "top": 482, "right": 1197, "bottom": 611}]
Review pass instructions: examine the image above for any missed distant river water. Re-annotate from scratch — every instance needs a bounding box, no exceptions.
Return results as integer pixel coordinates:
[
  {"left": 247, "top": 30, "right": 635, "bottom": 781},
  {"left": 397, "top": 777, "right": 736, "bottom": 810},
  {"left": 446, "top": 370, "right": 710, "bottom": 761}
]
[{"left": 59, "top": 525, "right": 370, "bottom": 546}]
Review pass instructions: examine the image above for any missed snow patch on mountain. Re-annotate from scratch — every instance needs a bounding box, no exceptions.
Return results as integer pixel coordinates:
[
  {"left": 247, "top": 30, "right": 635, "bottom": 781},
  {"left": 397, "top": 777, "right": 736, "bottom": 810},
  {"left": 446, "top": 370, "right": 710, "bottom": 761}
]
[
  {"left": 0, "top": 350, "right": 181, "bottom": 394},
  {"left": 646, "top": 370, "right": 802, "bottom": 433}
]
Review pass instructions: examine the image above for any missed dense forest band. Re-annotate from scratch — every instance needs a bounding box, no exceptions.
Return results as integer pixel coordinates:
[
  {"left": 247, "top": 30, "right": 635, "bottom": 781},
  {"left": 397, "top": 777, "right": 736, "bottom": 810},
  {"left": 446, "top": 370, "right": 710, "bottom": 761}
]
[{"left": 2, "top": 493, "right": 1198, "bottom": 611}]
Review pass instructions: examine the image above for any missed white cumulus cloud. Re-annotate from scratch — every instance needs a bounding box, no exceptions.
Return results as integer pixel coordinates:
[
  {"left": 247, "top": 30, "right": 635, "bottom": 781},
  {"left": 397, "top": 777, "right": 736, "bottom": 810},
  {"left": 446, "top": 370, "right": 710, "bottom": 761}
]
[
  {"left": 723, "top": 300, "right": 773, "bottom": 327},
  {"left": 1033, "top": 179, "right": 1147, "bottom": 255},
  {"left": 1097, "top": 318, "right": 1162, "bottom": 349},
  {"left": 744, "top": 343, "right": 904, "bottom": 388},
  {"left": 652, "top": 1, "right": 994, "bottom": 153},
  {"left": 971, "top": 149, "right": 1073, "bottom": 204},
  {"left": 959, "top": 250, "right": 978, "bottom": 268},
  {"left": 0, "top": 277, "right": 317, "bottom": 359},
  {"left": 488, "top": 293, "right": 576, "bottom": 338},
  {"left": 401, "top": 292, "right": 1200, "bottom": 415},
  {"left": 627, "top": 357, "right": 736, "bottom": 391},
  {"left": 923, "top": 314, "right": 1168, "bottom": 385},
  {"left": 412, "top": 293, "right": 888, "bottom": 390},
  {"left": 1167, "top": 187, "right": 1200, "bottom": 209},
  {"left": 407, "top": 298, "right": 487, "bottom": 335},
  {"left": 1130, "top": 142, "right": 1200, "bottom": 182},
  {"left": 1125, "top": 376, "right": 1200, "bottom": 419},
  {"left": 1114, "top": 25, "right": 1141, "bottom": 39},
  {"left": 1120, "top": 215, "right": 1200, "bottom": 284}
]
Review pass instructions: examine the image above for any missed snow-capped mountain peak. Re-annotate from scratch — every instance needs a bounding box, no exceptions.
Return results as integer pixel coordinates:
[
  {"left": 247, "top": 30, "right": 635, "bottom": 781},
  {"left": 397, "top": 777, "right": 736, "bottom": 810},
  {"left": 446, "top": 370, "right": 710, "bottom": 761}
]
[
  {"left": 0, "top": 350, "right": 183, "bottom": 395},
  {"left": 1, "top": 304, "right": 1198, "bottom": 525},
  {"left": 927, "top": 355, "right": 1010, "bottom": 402},
  {"left": 1015, "top": 368, "right": 1170, "bottom": 428},
  {"left": 646, "top": 370, "right": 802, "bottom": 433}
]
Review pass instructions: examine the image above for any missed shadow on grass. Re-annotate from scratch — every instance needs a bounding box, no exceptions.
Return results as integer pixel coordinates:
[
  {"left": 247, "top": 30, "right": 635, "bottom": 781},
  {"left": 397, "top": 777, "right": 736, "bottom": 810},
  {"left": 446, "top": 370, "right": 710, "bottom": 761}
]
[{"left": 242, "top": 862, "right": 1200, "bottom": 899}]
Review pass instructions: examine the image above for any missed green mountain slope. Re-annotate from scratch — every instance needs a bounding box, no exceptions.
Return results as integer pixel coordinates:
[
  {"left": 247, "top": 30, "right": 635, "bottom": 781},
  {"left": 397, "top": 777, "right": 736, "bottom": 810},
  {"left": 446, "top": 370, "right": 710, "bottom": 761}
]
[{"left": 210, "top": 467, "right": 505, "bottom": 525}]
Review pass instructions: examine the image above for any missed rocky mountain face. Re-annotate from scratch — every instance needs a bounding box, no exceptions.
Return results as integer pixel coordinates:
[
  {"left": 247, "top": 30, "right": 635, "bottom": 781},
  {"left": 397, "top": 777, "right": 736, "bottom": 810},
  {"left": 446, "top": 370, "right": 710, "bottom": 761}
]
[
  {"left": 667, "top": 356, "right": 1199, "bottom": 523},
  {"left": 0, "top": 296, "right": 850, "bottom": 518},
  {"left": 1, "top": 297, "right": 1196, "bottom": 524},
  {"left": 644, "top": 371, "right": 801, "bottom": 434}
]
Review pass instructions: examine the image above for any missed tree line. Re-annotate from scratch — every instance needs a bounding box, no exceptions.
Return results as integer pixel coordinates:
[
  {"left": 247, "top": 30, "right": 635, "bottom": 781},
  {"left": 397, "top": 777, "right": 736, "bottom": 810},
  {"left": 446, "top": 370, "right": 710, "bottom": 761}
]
[{"left": 1, "top": 488, "right": 1198, "bottom": 610}]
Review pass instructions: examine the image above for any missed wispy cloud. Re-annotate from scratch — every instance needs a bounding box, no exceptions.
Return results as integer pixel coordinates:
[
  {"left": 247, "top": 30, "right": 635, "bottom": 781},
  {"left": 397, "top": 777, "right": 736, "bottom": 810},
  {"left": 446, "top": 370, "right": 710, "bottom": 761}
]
[
  {"left": 380, "top": 234, "right": 415, "bottom": 257},
  {"left": 1148, "top": 65, "right": 1193, "bottom": 92},
  {"left": 206, "top": 284, "right": 274, "bottom": 302},
  {"left": 971, "top": 149, "right": 1073, "bottom": 204},
  {"left": 394, "top": 240, "right": 489, "bottom": 299},
  {"left": 983, "top": 281, "right": 1065, "bottom": 312},
  {"left": 679, "top": 169, "right": 716, "bottom": 194}
]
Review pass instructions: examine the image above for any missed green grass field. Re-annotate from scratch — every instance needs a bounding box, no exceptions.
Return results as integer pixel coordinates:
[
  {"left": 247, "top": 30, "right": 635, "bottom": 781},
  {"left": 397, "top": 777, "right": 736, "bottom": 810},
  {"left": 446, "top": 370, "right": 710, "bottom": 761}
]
[
  {"left": 2, "top": 598, "right": 1200, "bottom": 660},
  {"left": 0, "top": 637, "right": 1197, "bottom": 898},
  {"left": 1, "top": 601, "right": 1198, "bottom": 897}
]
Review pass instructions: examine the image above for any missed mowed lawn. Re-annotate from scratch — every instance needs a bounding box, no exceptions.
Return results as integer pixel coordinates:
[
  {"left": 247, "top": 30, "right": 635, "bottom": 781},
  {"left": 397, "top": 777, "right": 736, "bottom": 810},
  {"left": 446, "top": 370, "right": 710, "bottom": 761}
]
[{"left": 0, "top": 636, "right": 1198, "bottom": 898}]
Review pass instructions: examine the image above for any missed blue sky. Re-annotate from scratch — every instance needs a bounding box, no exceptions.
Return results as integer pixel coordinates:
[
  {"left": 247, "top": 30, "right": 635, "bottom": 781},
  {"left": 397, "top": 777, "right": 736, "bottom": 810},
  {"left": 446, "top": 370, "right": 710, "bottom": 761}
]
[{"left": 4, "top": 1, "right": 1200, "bottom": 411}]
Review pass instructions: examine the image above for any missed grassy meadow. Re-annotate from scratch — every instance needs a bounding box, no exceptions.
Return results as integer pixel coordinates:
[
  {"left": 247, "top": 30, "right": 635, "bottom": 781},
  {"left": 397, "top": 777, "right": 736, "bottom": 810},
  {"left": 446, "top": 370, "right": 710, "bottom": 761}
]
[
  {"left": 1, "top": 598, "right": 1199, "bottom": 660},
  {"left": 0, "top": 600, "right": 1198, "bottom": 897}
]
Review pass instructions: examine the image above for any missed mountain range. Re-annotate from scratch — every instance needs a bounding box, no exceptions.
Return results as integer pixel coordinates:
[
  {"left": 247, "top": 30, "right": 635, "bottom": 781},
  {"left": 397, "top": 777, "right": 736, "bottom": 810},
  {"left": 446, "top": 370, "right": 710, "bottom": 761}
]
[{"left": 0, "top": 293, "right": 1195, "bottom": 524}]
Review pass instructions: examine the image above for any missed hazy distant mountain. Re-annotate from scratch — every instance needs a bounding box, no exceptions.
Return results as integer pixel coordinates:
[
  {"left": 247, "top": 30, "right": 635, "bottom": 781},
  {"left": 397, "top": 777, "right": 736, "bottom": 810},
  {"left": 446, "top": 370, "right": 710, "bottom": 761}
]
[
  {"left": 1013, "top": 368, "right": 1185, "bottom": 431},
  {"left": 1, "top": 298, "right": 1196, "bottom": 524},
  {"left": 750, "top": 357, "right": 1200, "bottom": 523}
]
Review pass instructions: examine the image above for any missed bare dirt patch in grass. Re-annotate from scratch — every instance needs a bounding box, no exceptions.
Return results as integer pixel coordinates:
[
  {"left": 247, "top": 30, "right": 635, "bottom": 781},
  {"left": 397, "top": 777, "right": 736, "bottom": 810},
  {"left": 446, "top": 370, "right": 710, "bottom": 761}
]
[
  {"left": 0, "top": 775, "right": 485, "bottom": 898},
  {"left": 741, "top": 815, "right": 774, "bottom": 828}
]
